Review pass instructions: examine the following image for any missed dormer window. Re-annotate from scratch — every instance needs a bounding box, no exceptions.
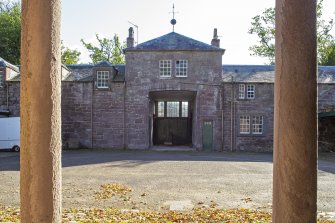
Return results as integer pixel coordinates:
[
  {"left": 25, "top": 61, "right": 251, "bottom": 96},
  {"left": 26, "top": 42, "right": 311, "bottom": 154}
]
[
  {"left": 0, "top": 71, "right": 4, "bottom": 88},
  {"left": 159, "top": 60, "right": 172, "bottom": 77},
  {"left": 97, "top": 71, "right": 110, "bottom": 89},
  {"left": 175, "top": 60, "right": 188, "bottom": 77}
]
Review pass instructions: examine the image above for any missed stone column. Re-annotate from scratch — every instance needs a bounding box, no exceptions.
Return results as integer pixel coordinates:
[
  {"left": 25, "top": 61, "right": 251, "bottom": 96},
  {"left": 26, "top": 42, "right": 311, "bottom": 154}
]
[
  {"left": 20, "top": 0, "right": 62, "bottom": 222},
  {"left": 273, "top": 0, "right": 317, "bottom": 222}
]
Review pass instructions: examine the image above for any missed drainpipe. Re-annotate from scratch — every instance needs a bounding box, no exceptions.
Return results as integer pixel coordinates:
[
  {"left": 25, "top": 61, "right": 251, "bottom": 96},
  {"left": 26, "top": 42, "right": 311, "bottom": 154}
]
[
  {"left": 6, "top": 82, "right": 9, "bottom": 110},
  {"left": 221, "top": 85, "right": 224, "bottom": 151},
  {"left": 232, "top": 82, "right": 236, "bottom": 151},
  {"left": 91, "top": 81, "right": 94, "bottom": 149},
  {"left": 123, "top": 81, "right": 126, "bottom": 149},
  {"left": 230, "top": 77, "right": 235, "bottom": 152}
]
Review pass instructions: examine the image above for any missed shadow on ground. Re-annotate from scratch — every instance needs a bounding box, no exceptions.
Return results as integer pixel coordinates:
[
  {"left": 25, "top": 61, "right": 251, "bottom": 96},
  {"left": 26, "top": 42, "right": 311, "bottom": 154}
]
[{"left": 1, "top": 149, "right": 334, "bottom": 174}]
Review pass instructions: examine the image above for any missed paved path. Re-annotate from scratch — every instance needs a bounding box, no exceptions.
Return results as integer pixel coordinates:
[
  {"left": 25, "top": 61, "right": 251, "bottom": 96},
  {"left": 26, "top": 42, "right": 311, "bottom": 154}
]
[{"left": 0, "top": 150, "right": 334, "bottom": 212}]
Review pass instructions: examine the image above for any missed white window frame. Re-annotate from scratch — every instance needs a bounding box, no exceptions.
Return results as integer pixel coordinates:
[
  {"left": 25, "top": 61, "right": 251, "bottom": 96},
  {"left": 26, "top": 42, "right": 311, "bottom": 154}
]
[
  {"left": 0, "top": 71, "right": 4, "bottom": 88},
  {"left": 159, "top": 60, "right": 172, "bottom": 77},
  {"left": 247, "top": 84, "right": 255, "bottom": 99},
  {"left": 239, "top": 116, "right": 250, "bottom": 134},
  {"left": 96, "top": 71, "right": 110, "bottom": 89},
  {"left": 175, "top": 60, "right": 188, "bottom": 77},
  {"left": 252, "top": 116, "right": 263, "bottom": 134},
  {"left": 239, "top": 84, "right": 245, "bottom": 99}
]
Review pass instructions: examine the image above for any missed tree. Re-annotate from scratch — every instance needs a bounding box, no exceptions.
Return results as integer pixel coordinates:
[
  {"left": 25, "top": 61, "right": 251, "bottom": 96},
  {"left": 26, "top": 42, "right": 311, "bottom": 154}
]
[
  {"left": 61, "top": 42, "right": 81, "bottom": 65},
  {"left": 0, "top": 1, "right": 21, "bottom": 64},
  {"left": 248, "top": 0, "right": 335, "bottom": 65},
  {"left": 81, "top": 34, "right": 125, "bottom": 64}
]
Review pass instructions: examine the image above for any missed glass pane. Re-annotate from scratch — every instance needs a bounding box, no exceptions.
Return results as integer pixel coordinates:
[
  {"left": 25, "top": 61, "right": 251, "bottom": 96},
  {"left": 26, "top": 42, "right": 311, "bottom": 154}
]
[
  {"left": 167, "top": 101, "right": 179, "bottom": 117},
  {"left": 181, "top": 101, "right": 188, "bottom": 117},
  {"left": 157, "top": 101, "right": 165, "bottom": 117},
  {"left": 240, "top": 116, "right": 250, "bottom": 134}
]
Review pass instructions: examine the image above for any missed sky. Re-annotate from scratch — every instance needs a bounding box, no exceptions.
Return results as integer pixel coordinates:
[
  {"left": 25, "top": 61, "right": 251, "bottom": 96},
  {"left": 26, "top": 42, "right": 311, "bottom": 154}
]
[{"left": 61, "top": 0, "right": 335, "bottom": 65}]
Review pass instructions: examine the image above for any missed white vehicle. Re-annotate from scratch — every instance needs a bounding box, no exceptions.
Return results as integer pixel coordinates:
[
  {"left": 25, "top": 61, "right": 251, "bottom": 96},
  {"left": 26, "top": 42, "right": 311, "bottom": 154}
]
[{"left": 0, "top": 117, "right": 20, "bottom": 152}]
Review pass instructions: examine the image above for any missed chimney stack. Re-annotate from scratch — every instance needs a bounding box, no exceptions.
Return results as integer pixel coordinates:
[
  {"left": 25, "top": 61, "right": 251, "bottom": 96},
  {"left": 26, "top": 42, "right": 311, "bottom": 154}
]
[
  {"left": 127, "top": 27, "right": 134, "bottom": 48},
  {"left": 211, "top": 28, "right": 220, "bottom": 48}
]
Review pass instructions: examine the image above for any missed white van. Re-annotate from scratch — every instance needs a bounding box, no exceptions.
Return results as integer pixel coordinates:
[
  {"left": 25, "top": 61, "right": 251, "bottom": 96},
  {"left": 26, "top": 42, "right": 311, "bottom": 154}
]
[{"left": 0, "top": 117, "right": 20, "bottom": 152}]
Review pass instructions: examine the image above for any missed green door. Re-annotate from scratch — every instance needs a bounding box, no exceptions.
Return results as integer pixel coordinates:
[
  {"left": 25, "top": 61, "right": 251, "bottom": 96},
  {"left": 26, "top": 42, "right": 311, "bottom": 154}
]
[{"left": 203, "top": 121, "right": 213, "bottom": 151}]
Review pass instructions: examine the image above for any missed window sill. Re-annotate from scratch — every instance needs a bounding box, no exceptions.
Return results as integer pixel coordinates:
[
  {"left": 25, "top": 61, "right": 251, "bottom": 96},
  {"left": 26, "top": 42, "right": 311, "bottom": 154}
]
[
  {"left": 159, "top": 76, "right": 172, "bottom": 79},
  {"left": 238, "top": 133, "right": 265, "bottom": 137}
]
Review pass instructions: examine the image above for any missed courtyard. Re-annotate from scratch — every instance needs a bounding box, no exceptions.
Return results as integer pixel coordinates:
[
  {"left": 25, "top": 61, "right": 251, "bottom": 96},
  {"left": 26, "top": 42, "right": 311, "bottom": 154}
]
[{"left": 0, "top": 150, "right": 334, "bottom": 213}]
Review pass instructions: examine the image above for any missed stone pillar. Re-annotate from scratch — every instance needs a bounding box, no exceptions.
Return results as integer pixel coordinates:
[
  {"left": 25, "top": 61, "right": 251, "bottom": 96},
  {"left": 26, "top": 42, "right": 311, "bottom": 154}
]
[
  {"left": 20, "top": 0, "right": 62, "bottom": 222},
  {"left": 273, "top": 0, "right": 317, "bottom": 222}
]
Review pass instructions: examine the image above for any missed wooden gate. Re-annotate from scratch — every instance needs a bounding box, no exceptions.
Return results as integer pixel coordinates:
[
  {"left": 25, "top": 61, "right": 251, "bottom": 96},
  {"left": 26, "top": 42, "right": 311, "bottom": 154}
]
[{"left": 153, "top": 117, "right": 192, "bottom": 145}]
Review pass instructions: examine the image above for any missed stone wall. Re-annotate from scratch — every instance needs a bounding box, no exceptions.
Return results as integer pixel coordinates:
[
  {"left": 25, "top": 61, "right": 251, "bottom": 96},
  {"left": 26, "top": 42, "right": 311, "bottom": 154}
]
[
  {"left": 318, "top": 84, "right": 335, "bottom": 111},
  {"left": 125, "top": 51, "right": 223, "bottom": 150},
  {"left": 1, "top": 63, "right": 335, "bottom": 152},
  {"left": 61, "top": 81, "right": 125, "bottom": 149},
  {"left": 0, "top": 68, "right": 7, "bottom": 113},
  {"left": 222, "top": 82, "right": 274, "bottom": 152},
  {"left": 318, "top": 84, "right": 335, "bottom": 151},
  {"left": 0, "top": 80, "right": 20, "bottom": 117},
  {"left": 318, "top": 116, "right": 335, "bottom": 152}
]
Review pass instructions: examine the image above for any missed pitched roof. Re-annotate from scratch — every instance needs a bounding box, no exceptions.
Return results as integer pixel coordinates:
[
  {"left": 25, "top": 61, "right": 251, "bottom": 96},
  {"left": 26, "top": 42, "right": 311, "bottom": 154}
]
[
  {"left": 222, "top": 65, "right": 335, "bottom": 84},
  {"left": 63, "top": 64, "right": 125, "bottom": 82},
  {"left": 0, "top": 57, "right": 20, "bottom": 72},
  {"left": 124, "top": 32, "right": 225, "bottom": 52}
]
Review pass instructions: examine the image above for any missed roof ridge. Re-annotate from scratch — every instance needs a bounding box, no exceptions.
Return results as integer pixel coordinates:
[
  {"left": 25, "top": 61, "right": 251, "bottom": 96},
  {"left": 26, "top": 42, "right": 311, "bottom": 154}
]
[{"left": 125, "top": 32, "right": 225, "bottom": 52}]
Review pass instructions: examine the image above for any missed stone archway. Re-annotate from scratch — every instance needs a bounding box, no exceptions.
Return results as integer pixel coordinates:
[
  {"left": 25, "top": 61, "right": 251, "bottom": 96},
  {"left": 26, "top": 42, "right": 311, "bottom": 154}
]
[{"left": 19, "top": 0, "right": 318, "bottom": 222}]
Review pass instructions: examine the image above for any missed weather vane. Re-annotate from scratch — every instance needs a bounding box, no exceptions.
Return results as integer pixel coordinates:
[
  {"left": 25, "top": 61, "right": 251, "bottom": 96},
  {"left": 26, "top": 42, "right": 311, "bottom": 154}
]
[{"left": 169, "top": 4, "right": 178, "bottom": 32}]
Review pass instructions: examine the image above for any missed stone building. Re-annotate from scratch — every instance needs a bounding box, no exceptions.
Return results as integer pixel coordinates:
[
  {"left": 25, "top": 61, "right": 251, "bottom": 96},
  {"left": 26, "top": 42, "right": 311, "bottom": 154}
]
[{"left": 1, "top": 28, "right": 335, "bottom": 151}]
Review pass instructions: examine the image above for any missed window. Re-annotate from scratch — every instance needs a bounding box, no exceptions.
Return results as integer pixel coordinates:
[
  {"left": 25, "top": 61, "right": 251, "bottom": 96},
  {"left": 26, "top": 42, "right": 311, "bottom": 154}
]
[
  {"left": 239, "top": 84, "right": 245, "bottom": 99},
  {"left": 167, "top": 101, "right": 179, "bottom": 117},
  {"left": 157, "top": 101, "right": 165, "bottom": 117},
  {"left": 240, "top": 115, "right": 264, "bottom": 135},
  {"left": 252, "top": 116, "right": 263, "bottom": 134},
  {"left": 0, "top": 71, "right": 3, "bottom": 88},
  {"left": 96, "top": 71, "right": 109, "bottom": 88},
  {"left": 247, "top": 85, "right": 255, "bottom": 99},
  {"left": 239, "top": 84, "right": 256, "bottom": 99},
  {"left": 175, "top": 60, "right": 188, "bottom": 77},
  {"left": 159, "top": 60, "right": 172, "bottom": 77},
  {"left": 156, "top": 101, "right": 189, "bottom": 118},
  {"left": 239, "top": 116, "right": 250, "bottom": 134},
  {"left": 181, "top": 102, "right": 188, "bottom": 117}
]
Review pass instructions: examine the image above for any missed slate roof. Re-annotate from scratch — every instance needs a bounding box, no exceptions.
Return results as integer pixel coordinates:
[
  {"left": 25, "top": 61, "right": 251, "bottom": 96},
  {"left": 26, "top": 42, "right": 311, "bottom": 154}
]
[
  {"left": 124, "top": 32, "right": 225, "bottom": 52},
  {"left": 0, "top": 57, "right": 20, "bottom": 72},
  {"left": 113, "top": 65, "right": 125, "bottom": 82},
  {"left": 63, "top": 64, "right": 125, "bottom": 82},
  {"left": 64, "top": 64, "right": 94, "bottom": 81},
  {"left": 222, "top": 65, "right": 335, "bottom": 84}
]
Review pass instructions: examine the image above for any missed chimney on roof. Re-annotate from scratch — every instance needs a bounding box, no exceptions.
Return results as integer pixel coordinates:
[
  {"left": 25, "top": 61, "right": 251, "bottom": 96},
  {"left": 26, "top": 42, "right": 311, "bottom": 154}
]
[
  {"left": 127, "top": 27, "right": 134, "bottom": 48},
  {"left": 211, "top": 28, "right": 220, "bottom": 48}
]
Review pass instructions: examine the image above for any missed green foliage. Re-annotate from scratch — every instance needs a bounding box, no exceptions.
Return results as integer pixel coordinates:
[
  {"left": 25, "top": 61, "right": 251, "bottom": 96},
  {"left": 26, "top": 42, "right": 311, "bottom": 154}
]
[
  {"left": 248, "top": 0, "right": 335, "bottom": 65},
  {"left": 81, "top": 34, "right": 125, "bottom": 64},
  {"left": 61, "top": 41, "right": 81, "bottom": 65},
  {"left": 0, "top": 1, "right": 21, "bottom": 64}
]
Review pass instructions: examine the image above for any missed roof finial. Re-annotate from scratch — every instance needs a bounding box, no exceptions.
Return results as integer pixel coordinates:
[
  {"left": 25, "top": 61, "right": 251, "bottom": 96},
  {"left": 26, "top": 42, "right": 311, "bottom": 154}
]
[{"left": 169, "top": 4, "right": 178, "bottom": 32}]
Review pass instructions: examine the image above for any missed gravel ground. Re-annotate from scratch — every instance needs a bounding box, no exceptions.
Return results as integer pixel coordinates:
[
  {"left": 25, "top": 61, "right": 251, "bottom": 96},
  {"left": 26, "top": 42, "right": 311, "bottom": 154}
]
[{"left": 0, "top": 150, "right": 334, "bottom": 212}]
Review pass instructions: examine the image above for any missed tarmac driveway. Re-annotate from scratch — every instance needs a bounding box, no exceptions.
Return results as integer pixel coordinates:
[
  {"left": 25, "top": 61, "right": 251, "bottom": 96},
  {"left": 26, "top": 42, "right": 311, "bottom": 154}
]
[{"left": 0, "top": 150, "right": 334, "bottom": 212}]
